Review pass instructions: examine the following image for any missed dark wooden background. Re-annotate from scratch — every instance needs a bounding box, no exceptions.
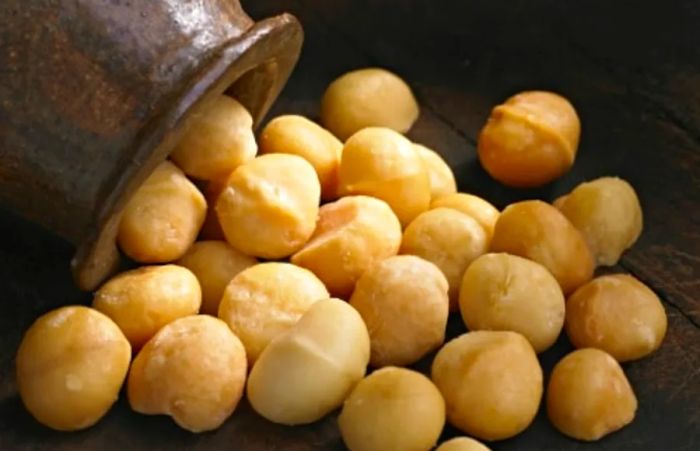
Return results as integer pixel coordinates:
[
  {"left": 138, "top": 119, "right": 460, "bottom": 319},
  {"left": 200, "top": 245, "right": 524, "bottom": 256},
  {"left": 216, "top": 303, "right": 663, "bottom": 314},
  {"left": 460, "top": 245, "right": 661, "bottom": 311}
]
[{"left": 1, "top": 1, "right": 699, "bottom": 449}]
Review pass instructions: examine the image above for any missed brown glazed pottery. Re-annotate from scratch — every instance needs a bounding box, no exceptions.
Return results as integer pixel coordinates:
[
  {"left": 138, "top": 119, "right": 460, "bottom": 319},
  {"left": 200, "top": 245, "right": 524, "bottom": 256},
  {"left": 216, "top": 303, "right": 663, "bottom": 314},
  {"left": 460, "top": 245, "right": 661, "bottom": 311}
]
[{"left": 0, "top": 0, "right": 303, "bottom": 290}]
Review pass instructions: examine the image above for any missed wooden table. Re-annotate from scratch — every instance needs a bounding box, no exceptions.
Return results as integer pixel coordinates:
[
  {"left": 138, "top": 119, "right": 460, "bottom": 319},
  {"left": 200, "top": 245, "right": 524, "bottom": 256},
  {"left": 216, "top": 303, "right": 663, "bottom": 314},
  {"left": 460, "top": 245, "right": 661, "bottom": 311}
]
[{"left": 1, "top": 1, "right": 698, "bottom": 449}]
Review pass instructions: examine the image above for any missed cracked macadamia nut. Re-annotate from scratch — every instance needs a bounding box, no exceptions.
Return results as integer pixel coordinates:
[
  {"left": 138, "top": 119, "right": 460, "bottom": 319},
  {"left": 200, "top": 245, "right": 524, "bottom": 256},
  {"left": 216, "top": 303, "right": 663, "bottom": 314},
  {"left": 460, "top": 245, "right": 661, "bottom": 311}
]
[
  {"left": 566, "top": 274, "right": 667, "bottom": 362},
  {"left": 556, "top": 177, "right": 643, "bottom": 266},
  {"left": 247, "top": 299, "right": 370, "bottom": 425},
  {"left": 93, "top": 265, "right": 201, "bottom": 349},
  {"left": 338, "top": 367, "right": 445, "bottom": 451},
  {"left": 216, "top": 153, "right": 320, "bottom": 259},
  {"left": 414, "top": 144, "right": 457, "bottom": 199},
  {"left": 459, "top": 253, "right": 565, "bottom": 353},
  {"left": 436, "top": 437, "right": 491, "bottom": 451},
  {"left": 291, "top": 195, "right": 402, "bottom": 298},
  {"left": 430, "top": 193, "right": 499, "bottom": 243},
  {"left": 350, "top": 255, "right": 449, "bottom": 367},
  {"left": 432, "top": 331, "right": 543, "bottom": 441},
  {"left": 547, "top": 348, "right": 637, "bottom": 441},
  {"left": 218, "top": 262, "right": 329, "bottom": 363},
  {"left": 127, "top": 315, "right": 247, "bottom": 433},
  {"left": 170, "top": 95, "right": 257, "bottom": 181},
  {"left": 478, "top": 91, "right": 580, "bottom": 187},
  {"left": 320, "top": 68, "right": 419, "bottom": 141},
  {"left": 177, "top": 241, "right": 257, "bottom": 315},
  {"left": 16, "top": 306, "right": 131, "bottom": 431},
  {"left": 260, "top": 115, "right": 343, "bottom": 200},
  {"left": 401, "top": 208, "right": 488, "bottom": 310},
  {"left": 490, "top": 200, "right": 594, "bottom": 294},
  {"left": 338, "top": 127, "right": 430, "bottom": 226},
  {"left": 118, "top": 161, "right": 206, "bottom": 263}
]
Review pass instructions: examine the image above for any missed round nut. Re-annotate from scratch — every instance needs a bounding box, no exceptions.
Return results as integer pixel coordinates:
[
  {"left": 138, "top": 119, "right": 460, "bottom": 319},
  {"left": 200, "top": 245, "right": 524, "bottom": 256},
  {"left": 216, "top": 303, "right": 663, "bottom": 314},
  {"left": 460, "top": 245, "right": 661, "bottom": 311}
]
[
  {"left": 430, "top": 193, "right": 499, "bottom": 243},
  {"left": 436, "top": 437, "right": 491, "bottom": 451},
  {"left": 414, "top": 143, "right": 457, "bottom": 200}
]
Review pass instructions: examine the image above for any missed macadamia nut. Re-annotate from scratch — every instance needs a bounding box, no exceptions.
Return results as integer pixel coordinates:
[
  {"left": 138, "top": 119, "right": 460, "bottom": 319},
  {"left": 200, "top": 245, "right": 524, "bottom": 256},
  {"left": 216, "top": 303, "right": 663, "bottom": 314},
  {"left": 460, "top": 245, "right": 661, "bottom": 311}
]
[
  {"left": 436, "top": 437, "right": 491, "bottom": 451},
  {"left": 431, "top": 193, "right": 499, "bottom": 243},
  {"left": 414, "top": 143, "right": 457, "bottom": 199}
]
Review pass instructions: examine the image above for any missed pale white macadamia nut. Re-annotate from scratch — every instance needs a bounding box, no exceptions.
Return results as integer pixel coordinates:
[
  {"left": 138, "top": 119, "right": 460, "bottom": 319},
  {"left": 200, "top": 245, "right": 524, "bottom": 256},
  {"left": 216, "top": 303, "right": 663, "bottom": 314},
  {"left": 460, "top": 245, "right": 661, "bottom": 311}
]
[
  {"left": 16, "top": 306, "right": 131, "bottom": 431},
  {"left": 218, "top": 262, "right": 329, "bottom": 363},
  {"left": 349, "top": 255, "right": 449, "bottom": 367},
  {"left": 436, "top": 437, "right": 491, "bottom": 451},
  {"left": 118, "top": 161, "right": 206, "bottom": 263},
  {"left": 547, "top": 348, "right": 637, "bottom": 441},
  {"left": 215, "top": 153, "right": 321, "bottom": 259},
  {"left": 247, "top": 298, "right": 370, "bottom": 425},
  {"left": 459, "top": 253, "right": 565, "bottom": 353},
  {"left": 565, "top": 274, "right": 667, "bottom": 362},
  {"left": 338, "top": 367, "right": 445, "bottom": 451},
  {"left": 430, "top": 193, "right": 500, "bottom": 243},
  {"left": 432, "top": 331, "right": 543, "bottom": 441},
  {"left": 338, "top": 127, "right": 430, "bottom": 226},
  {"left": 414, "top": 143, "right": 457, "bottom": 200},
  {"left": 401, "top": 208, "right": 488, "bottom": 310},
  {"left": 170, "top": 95, "right": 257, "bottom": 181},
  {"left": 555, "top": 177, "right": 643, "bottom": 266},
  {"left": 127, "top": 315, "right": 247, "bottom": 433},
  {"left": 177, "top": 240, "right": 257, "bottom": 315},
  {"left": 320, "top": 68, "right": 419, "bottom": 141},
  {"left": 93, "top": 264, "right": 202, "bottom": 349}
]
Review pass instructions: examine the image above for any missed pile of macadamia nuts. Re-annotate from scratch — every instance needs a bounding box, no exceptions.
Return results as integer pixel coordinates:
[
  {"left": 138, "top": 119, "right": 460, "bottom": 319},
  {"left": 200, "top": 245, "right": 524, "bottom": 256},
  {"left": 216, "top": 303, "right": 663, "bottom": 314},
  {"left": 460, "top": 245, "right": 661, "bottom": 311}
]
[{"left": 16, "top": 66, "right": 667, "bottom": 449}]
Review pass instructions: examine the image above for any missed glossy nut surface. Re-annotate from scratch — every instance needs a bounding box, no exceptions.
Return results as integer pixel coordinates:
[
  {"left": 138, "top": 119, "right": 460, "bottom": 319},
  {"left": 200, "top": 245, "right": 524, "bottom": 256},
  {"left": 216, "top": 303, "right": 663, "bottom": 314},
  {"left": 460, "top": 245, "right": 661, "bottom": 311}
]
[
  {"left": 414, "top": 144, "right": 457, "bottom": 200},
  {"left": 430, "top": 193, "right": 499, "bottom": 243}
]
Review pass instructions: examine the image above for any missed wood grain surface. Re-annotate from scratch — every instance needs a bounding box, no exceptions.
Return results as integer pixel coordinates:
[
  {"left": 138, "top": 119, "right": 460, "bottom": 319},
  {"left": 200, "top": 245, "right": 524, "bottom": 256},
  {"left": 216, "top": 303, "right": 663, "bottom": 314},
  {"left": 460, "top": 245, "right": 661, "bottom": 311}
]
[{"left": 1, "top": 1, "right": 698, "bottom": 449}]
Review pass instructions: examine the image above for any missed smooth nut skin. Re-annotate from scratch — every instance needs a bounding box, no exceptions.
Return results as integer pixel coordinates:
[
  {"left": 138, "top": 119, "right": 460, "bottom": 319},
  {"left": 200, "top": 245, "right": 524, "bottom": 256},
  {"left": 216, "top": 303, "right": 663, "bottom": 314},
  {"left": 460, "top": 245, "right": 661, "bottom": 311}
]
[
  {"left": 431, "top": 193, "right": 500, "bottom": 244},
  {"left": 218, "top": 262, "right": 329, "bottom": 363},
  {"left": 338, "top": 367, "right": 446, "bottom": 451},
  {"left": 414, "top": 144, "right": 457, "bottom": 200},
  {"left": 478, "top": 91, "right": 580, "bottom": 187},
  {"left": 338, "top": 127, "right": 430, "bottom": 226},
  {"left": 93, "top": 265, "right": 202, "bottom": 349},
  {"left": 565, "top": 274, "right": 667, "bottom": 362},
  {"left": 216, "top": 154, "right": 321, "bottom": 259},
  {"left": 118, "top": 161, "right": 207, "bottom": 263},
  {"left": 459, "top": 253, "right": 565, "bottom": 353},
  {"left": 247, "top": 298, "right": 370, "bottom": 425},
  {"left": 170, "top": 95, "right": 257, "bottom": 182},
  {"left": 127, "top": 315, "right": 247, "bottom": 433},
  {"left": 260, "top": 115, "right": 343, "bottom": 200},
  {"left": 320, "top": 68, "right": 419, "bottom": 141},
  {"left": 401, "top": 208, "right": 488, "bottom": 310},
  {"left": 350, "top": 255, "right": 449, "bottom": 367},
  {"left": 435, "top": 437, "right": 491, "bottom": 451},
  {"left": 177, "top": 241, "right": 257, "bottom": 315},
  {"left": 432, "top": 331, "right": 543, "bottom": 441},
  {"left": 556, "top": 177, "right": 643, "bottom": 266},
  {"left": 490, "top": 200, "right": 594, "bottom": 295},
  {"left": 16, "top": 306, "right": 131, "bottom": 431},
  {"left": 547, "top": 348, "right": 637, "bottom": 441},
  {"left": 292, "top": 196, "right": 402, "bottom": 298}
]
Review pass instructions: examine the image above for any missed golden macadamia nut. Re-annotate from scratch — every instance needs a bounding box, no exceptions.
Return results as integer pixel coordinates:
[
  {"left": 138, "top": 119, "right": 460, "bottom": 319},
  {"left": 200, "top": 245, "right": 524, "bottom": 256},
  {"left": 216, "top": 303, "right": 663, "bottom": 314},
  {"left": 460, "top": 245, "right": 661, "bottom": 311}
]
[
  {"left": 459, "top": 253, "right": 565, "bottom": 353},
  {"left": 291, "top": 196, "right": 402, "bottom": 298},
  {"left": 478, "top": 91, "right": 580, "bottom": 187},
  {"left": 401, "top": 208, "right": 488, "bottom": 310},
  {"left": 216, "top": 154, "right": 320, "bottom": 259},
  {"left": 432, "top": 331, "right": 543, "bottom": 441},
  {"left": 436, "top": 437, "right": 491, "bottom": 451},
  {"left": 177, "top": 241, "right": 257, "bottom": 315},
  {"left": 414, "top": 143, "right": 457, "bottom": 199},
  {"left": 566, "top": 274, "right": 667, "bottom": 362},
  {"left": 127, "top": 315, "right": 247, "bottom": 432},
  {"left": 247, "top": 298, "right": 370, "bottom": 425},
  {"left": 338, "top": 367, "right": 445, "bottom": 451},
  {"left": 93, "top": 265, "right": 201, "bottom": 349},
  {"left": 350, "top": 255, "right": 449, "bottom": 367},
  {"left": 260, "top": 115, "right": 343, "bottom": 200},
  {"left": 320, "top": 68, "right": 419, "bottom": 141},
  {"left": 170, "top": 95, "right": 256, "bottom": 181},
  {"left": 118, "top": 161, "right": 206, "bottom": 263},
  {"left": 556, "top": 177, "right": 643, "bottom": 266},
  {"left": 431, "top": 193, "right": 500, "bottom": 243},
  {"left": 490, "top": 200, "right": 594, "bottom": 294},
  {"left": 547, "top": 348, "right": 637, "bottom": 441},
  {"left": 338, "top": 127, "right": 430, "bottom": 226},
  {"left": 218, "top": 262, "right": 329, "bottom": 362},
  {"left": 16, "top": 306, "right": 131, "bottom": 431}
]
